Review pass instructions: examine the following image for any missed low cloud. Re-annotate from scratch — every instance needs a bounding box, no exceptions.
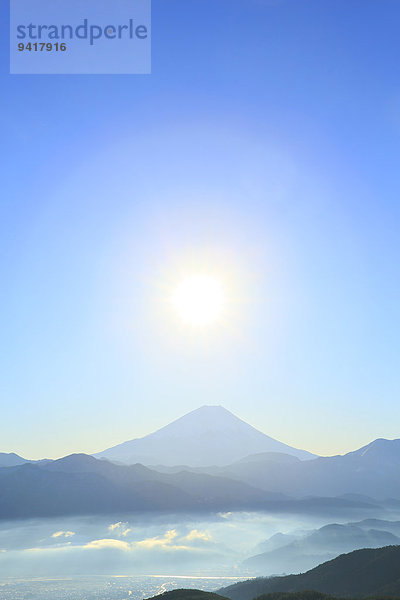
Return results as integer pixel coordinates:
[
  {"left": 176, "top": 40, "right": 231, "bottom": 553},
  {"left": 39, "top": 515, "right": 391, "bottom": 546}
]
[
  {"left": 185, "top": 529, "right": 211, "bottom": 542},
  {"left": 51, "top": 531, "right": 75, "bottom": 539},
  {"left": 0, "top": 515, "right": 249, "bottom": 578},
  {"left": 84, "top": 538, "right": 130, "bottom": 551},
  {"left": 0, "top": 526, "right": 232, "bottom": 578},
  {"left": 133, "top": 529, "right": 188, "bottom": 550},
  {"left": 108, "top": 522, "right": 132, "bottom": 537}
]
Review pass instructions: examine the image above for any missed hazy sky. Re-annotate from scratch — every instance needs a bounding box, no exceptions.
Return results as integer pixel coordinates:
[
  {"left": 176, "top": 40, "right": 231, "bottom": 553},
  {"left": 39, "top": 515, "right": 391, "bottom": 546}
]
[{"left": 1, "top": 0, "right": 400, "bottom": 459}]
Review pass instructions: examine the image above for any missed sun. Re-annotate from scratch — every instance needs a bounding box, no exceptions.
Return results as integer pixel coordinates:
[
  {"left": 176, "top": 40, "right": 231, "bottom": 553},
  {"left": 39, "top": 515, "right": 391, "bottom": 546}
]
[{"left": 171, "top": 275, "right": 225, "bottom": 327}]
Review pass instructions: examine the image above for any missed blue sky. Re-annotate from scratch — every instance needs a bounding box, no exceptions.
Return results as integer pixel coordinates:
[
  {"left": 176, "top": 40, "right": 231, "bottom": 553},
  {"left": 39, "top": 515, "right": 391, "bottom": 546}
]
[{"left": 1, "top": 0, "right": 400, "bottom": 459}]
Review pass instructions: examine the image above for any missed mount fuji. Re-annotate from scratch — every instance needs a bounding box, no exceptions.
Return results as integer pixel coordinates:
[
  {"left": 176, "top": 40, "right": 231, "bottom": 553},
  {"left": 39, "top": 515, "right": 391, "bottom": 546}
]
[{"left": 94, "top": 405, "right": 316, "bottom": 466}]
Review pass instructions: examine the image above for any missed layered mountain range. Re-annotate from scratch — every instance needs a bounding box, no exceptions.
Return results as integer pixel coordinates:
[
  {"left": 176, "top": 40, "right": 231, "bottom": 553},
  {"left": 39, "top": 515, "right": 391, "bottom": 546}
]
[
  {"left": 156, "top": 438, "right": 400, "bottom": 499},
  {"left": 1, "top": 406, "right": 400, "bottom": 519},
  {"left": 243, "top": 519, "right": 400, "bottom": 575}
]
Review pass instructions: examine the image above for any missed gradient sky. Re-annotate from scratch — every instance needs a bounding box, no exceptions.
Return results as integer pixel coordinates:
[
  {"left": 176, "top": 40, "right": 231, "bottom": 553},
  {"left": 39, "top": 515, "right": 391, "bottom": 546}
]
[{"left": 1, "top": 0, "right": 400, "bottom": 459}]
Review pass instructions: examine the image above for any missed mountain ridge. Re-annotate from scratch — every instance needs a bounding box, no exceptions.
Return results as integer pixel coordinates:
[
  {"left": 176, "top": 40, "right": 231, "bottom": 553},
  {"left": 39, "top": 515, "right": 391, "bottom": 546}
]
[
  {"left": 175, "top": 437, "right": 400, "bottom": 499},
  {"left": 0, "top": 452, "right": 282, "bottom": 519},
  {"left": 0, "top": 452, "right": 378, "bottom": 520},
  {"left": 0, "top": 452, "right": 28, "bottom": 467}
]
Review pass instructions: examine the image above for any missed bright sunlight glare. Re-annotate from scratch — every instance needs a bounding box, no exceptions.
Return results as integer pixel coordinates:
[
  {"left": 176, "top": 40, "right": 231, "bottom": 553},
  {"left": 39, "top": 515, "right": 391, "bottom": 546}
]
[{"left": 171, "top": 275, "right": 225, "bottom": 327}]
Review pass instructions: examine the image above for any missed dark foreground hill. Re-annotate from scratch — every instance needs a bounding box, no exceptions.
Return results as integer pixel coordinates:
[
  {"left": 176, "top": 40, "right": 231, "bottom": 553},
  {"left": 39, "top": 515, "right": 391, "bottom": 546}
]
[
  {"left": 145, "top": 590, "right": 398, "bottom": 600},
  {"left": 145, "top": 591, "right": 229, "bottom": 600},
  {"left": 220, "top": 546, "right": 400, "bottom": 600},
  {"left": 256, "top": 593, "right": 354, "bottom": 600}
]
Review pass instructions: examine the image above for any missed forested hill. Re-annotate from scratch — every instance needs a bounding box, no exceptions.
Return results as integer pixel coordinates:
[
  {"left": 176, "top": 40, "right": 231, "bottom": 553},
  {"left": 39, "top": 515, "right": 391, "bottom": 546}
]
[
  {"left": 220, "top": 546, "right": 400, "bottom": 600},
  {"left": 146, "top": 588, "right": 400, "bottom": 600}
]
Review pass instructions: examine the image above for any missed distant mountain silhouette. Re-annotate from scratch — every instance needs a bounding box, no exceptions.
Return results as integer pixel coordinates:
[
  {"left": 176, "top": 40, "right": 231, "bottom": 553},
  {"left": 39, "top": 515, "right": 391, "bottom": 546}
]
[
  {"left": 0, "top": 453, "right": 375, "bottom": 520},
  {"left": 179, "top": 437, "right": 400, "bottom": 499},
  {"left": 348, "top": 518, "right": 400, "bottom": 535},
  {"left": 236, "top": 452, "right": 301, "bottom": 465},
  {"left": 220, "top": 545, "right": 400, "bottom": 600},
  {"left": 244, "top": 522, "right": 400, "bottom": 574},
  {"left": 0, "top": 453, "right": 282, "bottom": 519},
  {"left": 94, "top": 405, "right": 316, "bottom": 466},
  {"left": 0, "top": 452, "right": 28, "bottom": 467}
]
